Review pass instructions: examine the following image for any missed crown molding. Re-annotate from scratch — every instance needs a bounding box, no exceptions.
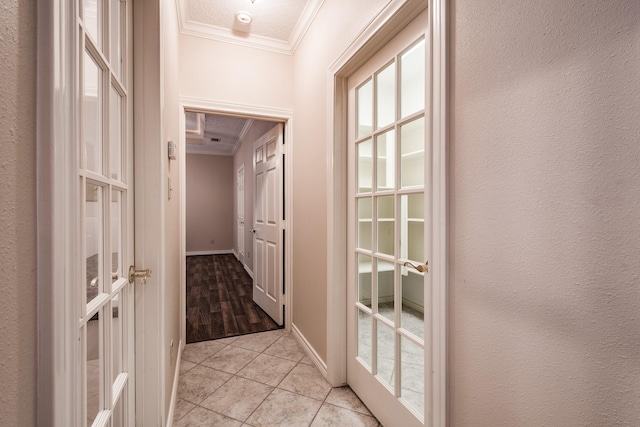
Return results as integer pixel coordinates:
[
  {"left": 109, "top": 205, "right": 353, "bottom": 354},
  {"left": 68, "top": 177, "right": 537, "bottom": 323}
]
[{"left": 176, "top": 0, "right": 325, "bottom": 55}]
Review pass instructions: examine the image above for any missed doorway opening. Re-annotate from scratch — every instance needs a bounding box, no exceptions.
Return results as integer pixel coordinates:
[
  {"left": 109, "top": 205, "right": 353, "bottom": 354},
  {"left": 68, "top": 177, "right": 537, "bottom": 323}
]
[{"left": 178, "top": 101, "right": 293, "bottom": 346}]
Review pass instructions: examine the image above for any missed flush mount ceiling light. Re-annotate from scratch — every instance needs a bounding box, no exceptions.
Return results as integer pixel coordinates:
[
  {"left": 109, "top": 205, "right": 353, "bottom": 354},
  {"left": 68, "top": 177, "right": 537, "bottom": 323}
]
[{"left": 235, "top": 11, "right": 252, "bottom": 24}]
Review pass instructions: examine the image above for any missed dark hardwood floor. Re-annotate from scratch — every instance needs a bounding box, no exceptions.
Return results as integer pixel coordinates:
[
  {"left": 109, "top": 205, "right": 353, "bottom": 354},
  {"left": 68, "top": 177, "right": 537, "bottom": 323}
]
[{"left": 186, "top": 254, "right": 281, "bottom": 343}]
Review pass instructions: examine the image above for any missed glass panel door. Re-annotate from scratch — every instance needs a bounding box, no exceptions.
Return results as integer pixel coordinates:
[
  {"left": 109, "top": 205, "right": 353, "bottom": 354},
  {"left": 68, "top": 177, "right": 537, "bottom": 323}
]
[
  {"left": 79, "top": 0, "right": 134, "bottom": 425},
  {"left": 347, "top": 11, "right": 428, "bottom": 427}
]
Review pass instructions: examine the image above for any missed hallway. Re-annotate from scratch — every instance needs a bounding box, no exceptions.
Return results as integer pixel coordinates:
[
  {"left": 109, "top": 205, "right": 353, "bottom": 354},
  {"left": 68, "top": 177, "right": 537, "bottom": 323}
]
[{"left": 175, "top": 330, "right": 381, "bottom": 426}]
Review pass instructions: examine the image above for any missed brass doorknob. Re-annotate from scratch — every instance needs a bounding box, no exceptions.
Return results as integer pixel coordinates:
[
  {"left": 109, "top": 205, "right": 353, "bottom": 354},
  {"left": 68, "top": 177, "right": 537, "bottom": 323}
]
[
  {"left": 403, "top": 260, "right": 428, "bottom": 273},
  {"left": 128, "top": 265, "right": 152, "bottom": 284}
]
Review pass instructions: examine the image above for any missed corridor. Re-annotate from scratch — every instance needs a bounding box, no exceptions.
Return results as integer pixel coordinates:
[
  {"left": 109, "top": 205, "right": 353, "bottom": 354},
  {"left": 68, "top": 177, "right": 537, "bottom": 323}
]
[{"left": 175, "top": 330, "right": 381, "bottom": 426}]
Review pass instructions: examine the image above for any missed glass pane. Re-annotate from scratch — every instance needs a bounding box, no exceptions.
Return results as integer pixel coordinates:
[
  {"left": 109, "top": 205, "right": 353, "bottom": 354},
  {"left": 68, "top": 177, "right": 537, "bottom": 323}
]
[
  {"left": 86, "top": 315, "right": 101, "bottom": 425},
  {"left": 376, "top": 130, "right": 395, "bottom": 191},
  {"left": 86, "top": 183, "right": 104, "bottom": 306},
  {"left": 357, "top": 139, "right": 372, "bottom": 193},
  {"left": 400, "top": 193, "right": 424, "bottom": 263},
  {"left": 111, "top": 190, "right": 122, "bottom": 285},
  {"left": 376, "top": 196, "right": 394, "bottom": 256},
  {"left": 401, "top": 337, "right": 425, "bottom": 417},
  {"left": 357, "top": 198, "right": 372, "bottom": 251},
  {"left": 358, "top": 254, "right": 372, "bottom": 308},
  {"left": 400, "top": 40, "right": 425, "bottom": 118},
  {"left": 401, "top": 269, "right": 424, "bottom": 340},
  {"left": 111, "top": 0, "right": 122, "bottom": 79},
  {"left": 112, "top": 292, "right": 123, "bottom": 385},
  {"left": 357, "top": 79, "right": 373, "bottom": 138},
  {"left": 400, "top": 117, "right": 424, "bottom": 188},
  {"left": 376, "top": 62, "right": 396, "bottom": 129},
  {"left": 377, "top": 259, "right": 395, "bottom": 322},
  {"left": 110, "top": 86, "right": 122, "bottom": 180},
  {"left": 84, "top": 51, "right": 103, "bottom": 173},
  {"left": 376, "top": 320, "right": 395, "bottom": 390},
  {"left": 83, "top": 0, "right": 102, "bottom": 46},
  {"left": 357, "top": 309, "right": 372, "bottom": 369}
]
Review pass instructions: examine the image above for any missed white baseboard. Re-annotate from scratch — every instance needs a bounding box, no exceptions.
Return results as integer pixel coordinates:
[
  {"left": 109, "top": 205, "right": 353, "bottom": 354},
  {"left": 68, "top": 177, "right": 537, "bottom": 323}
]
[
  {"left": 186, "top": 250, "right": 234, "bottom": 256},
  {"left": 233, "top": 249, "right": 239, "bottom": 259},
  {"left": 292, "top": 323, "right": 328, "bottom": 379},
  {"left": 244, "top": 264, "right": 254, "bottom": 279},
  {"left": 166, "top": 339, "right": 183, "bottom": 427}
]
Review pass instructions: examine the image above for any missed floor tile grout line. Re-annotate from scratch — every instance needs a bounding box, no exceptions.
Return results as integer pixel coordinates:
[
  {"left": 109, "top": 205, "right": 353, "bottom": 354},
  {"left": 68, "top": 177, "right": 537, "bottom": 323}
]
[{"left": 177, "top": 329, "right": 381, "bottom": 426}]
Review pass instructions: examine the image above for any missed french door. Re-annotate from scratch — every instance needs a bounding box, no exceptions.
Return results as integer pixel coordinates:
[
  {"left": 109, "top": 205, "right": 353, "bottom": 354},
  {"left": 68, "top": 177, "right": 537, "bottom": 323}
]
[
  {"left": 347, "top": 10, "right": 431, "bottom": 427},
  {"left": 78, "top": 0, "right": 135, "bottom": 425}
]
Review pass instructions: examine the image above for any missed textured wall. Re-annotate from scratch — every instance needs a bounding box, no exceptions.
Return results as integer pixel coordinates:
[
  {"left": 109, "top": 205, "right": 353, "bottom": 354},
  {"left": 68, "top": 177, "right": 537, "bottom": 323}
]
[
  {"left": 186, "top": 154, "right": 235, "bottom": 252},
  {"left": 449, "top": 0, "right": 640, "bottom": 424},
  {"left": 162, "top": 0, "right": 182, "bottom": 418},
  {"left": 292, "top": 0, "right": 388, "bottom": 363},
  {"left": 0, "top": 0, "right": 37, "bottom": 425}
]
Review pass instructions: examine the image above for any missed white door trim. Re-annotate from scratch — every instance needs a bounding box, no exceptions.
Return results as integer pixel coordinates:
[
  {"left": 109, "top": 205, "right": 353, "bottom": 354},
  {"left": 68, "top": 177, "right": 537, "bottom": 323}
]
[
  {"left": 326, "top": 0, "right": 448, "bottom": 424},
  {"left": 133, "top": 0, "right": 166, "bottom": 424},
  {"left": 37, "top": 1, "right": 79, "bottom": 424},
  {"left": 179, "top": 97, "right": 294, "bottom": 346}
]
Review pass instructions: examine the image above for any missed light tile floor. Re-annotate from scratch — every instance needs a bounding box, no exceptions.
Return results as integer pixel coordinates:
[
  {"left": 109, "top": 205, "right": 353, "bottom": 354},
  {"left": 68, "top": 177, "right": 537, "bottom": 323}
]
[{"left": 174, "top": 329, "right": 381, "bottom": 427}]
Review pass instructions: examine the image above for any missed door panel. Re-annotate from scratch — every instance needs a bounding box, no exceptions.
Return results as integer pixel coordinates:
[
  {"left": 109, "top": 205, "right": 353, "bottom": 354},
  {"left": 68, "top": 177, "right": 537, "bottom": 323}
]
[
  {"left": 253, "top": 124, "right": 284, "bottom": 325},
  {"left": 347, "top": 10, "right": 428, "bottom": 427},
  {"left": 78, "top": 0, "right": 135, "bottom": 425}
]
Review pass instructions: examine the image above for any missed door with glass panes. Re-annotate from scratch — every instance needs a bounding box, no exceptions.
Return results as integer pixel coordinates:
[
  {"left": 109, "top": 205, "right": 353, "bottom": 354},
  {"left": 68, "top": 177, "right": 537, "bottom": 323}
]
[
  {"left": 347, "top": 10, "right": 430, "bottom": 427},
  {"left": 80, "top": 0, "right": 135, "bottom": 425}
]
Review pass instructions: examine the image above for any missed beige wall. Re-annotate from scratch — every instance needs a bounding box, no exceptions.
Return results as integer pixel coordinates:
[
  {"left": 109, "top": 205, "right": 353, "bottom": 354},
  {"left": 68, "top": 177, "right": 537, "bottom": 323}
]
[
  {"left": 179, "top": 35, "right": 293, "bottom": 108},
  {"left": 232, "top": 121, "right": 279, "bottom": 273},
  {"left": 0, "top": 0, "right": 37, "bottom": 425},
  {"left": 162, "top": 0, "right": 181, "bottom": 419},
  {"left": 291, "top": 0, "right": 389, "bottom": 361},
  {"left": 186, "top": 154, "right": 235, "bottom": 252},
  {"left": 449, "top": 0, "right": 640, "bottom": 424}
]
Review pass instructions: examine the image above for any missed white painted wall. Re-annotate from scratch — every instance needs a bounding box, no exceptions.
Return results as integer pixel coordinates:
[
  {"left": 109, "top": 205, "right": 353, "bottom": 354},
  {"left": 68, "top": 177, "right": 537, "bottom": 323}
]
[
  {"left": 0, "top": 0, "right": 37, "bottom": 425},
  {"left": 449, "top": 0, "right": 640, "bottom": 424},
  {"left": 162, "top": 0, "right": 182, "bottom": 420},
  {"left": 179, "top": 35, "right": 293, "bottom": 109},
  {"left": 291, "top": 0, "right": 389, "bottom": 362}
]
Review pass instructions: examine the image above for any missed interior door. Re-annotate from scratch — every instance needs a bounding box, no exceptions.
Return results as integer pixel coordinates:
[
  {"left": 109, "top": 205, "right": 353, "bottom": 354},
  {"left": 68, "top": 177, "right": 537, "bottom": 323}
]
[
  {"left": 347, "top": 10, "right": 430, "bottom": 427},
  {"left": 253, "top": 123, "right": 284, "bottom": 325},
  {"left": 80, "top": 0, "right": 135, "bottom": 425},
  {"left": 238, "top": 165, "right": 246, "bottom": 262}
]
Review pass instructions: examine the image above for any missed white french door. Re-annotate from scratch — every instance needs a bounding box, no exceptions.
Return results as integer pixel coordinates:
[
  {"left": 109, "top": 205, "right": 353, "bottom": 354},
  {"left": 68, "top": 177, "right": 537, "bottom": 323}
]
[
  {"left": 347, "top": 10, "right": 431, "bottom": 427},
  {"left": 253, "top": 123, "right": 285, "bottom": 325},
  {"left": 78, "top": 0, "right": 135, "bottom": 425}
]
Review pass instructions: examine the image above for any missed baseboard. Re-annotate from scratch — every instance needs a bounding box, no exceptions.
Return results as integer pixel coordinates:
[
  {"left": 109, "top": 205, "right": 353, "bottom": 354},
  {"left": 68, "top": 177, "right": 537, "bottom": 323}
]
[
  {"left": 186, "top": 250, "right": 234, "bottom": 256},
  {"left": 292, "top": 323, "right": 328, "bottom": 379},
  {"left": 233, "top": 249, "right": 239, "bottom": 259},
  {"left": 166, "top": 339, "right": 183, "bottom": 427},
  {"left": 244, "top": 264, "right": 254, "bottom": 279}
]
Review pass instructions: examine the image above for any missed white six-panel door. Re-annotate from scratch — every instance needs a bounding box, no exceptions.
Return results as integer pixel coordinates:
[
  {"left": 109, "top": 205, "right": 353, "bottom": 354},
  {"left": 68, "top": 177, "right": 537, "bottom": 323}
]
[{"left": 253, "top": 124, "right": 284, "bottom": 325}]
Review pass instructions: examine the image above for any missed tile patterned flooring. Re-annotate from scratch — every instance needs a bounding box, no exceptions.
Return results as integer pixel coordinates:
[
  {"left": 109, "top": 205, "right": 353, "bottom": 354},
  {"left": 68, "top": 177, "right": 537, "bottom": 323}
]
[{"left": 175, "top": 330, "right": 381, "bottom": 426}]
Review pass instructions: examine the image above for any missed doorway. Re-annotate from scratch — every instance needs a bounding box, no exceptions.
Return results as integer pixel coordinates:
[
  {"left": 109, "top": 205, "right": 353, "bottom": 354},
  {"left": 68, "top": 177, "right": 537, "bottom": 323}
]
[
  {"left": 179, "top": 101, "right": 294, "bottom": 346},
  {"left": 327, "top": 0, "right": 448, "bottom": 426}
]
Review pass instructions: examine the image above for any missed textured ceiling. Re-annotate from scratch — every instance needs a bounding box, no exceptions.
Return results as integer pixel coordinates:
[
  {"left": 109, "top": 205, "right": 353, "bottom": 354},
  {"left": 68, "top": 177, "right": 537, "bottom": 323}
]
[
  {"left": 185, "top": 112, "right": 276, "bottom": 156},
  {"left": 176, "top": 0, "right": 324, "bottom": 54}
]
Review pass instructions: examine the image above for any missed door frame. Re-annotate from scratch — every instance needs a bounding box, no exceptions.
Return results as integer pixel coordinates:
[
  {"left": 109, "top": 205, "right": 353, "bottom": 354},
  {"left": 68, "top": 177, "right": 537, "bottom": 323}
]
[
  {"left": 178, "top": 97, "right": 294, "bottom": 345},
  {"left": 326, "top": 0, "right": 448, "bottom": 425}
]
